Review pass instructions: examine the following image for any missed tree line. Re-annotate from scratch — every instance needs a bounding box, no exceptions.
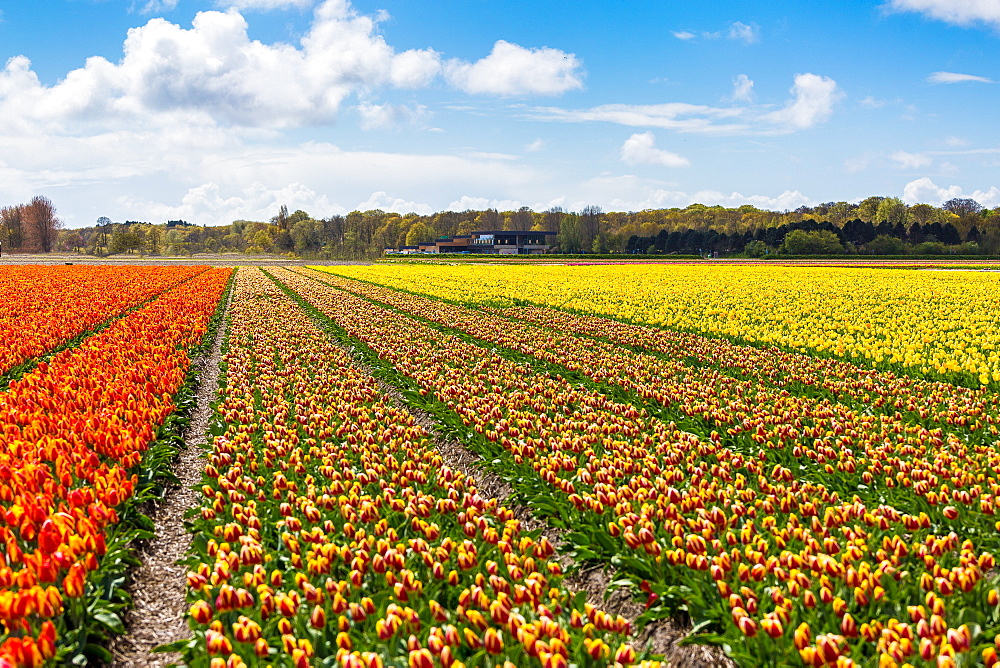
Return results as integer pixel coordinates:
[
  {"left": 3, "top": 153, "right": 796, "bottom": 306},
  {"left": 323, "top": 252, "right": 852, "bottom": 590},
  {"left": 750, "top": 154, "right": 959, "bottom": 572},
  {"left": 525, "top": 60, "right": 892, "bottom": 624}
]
[
  {"left": 0, "top": 197, "right": 62, "bottom": 253},
  {"left": 4, "top": 194, "right": 1000, "bottom": 258}
]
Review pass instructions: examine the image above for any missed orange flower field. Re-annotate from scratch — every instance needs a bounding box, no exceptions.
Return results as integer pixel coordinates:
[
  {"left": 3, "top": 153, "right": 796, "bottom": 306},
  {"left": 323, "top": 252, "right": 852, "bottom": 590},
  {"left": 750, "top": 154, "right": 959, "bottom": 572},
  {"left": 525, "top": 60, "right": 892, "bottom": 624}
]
[
  {"left": 3, "top": 263, "right": 999, "bottom": 667},
  {"left": 0, "top": 266, "right": 230, "bottom": 666},
  {"left": 0, "top": 265, "right": 207, "bottom": 380}
]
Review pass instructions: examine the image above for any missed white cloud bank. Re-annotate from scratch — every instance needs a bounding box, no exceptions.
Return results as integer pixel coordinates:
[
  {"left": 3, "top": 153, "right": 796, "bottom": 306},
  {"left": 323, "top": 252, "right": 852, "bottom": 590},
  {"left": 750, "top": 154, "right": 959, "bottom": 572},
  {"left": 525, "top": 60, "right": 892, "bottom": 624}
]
[
  {"left": 902, "top": 177, "right": 1000, "bottom": 207},
  {"left": 0, "top": 0, "right": 583, "bottom": 136},
  {"left": 620, "top": 132, "right": 690, "bottom": 167},
  {"left": 577, "top": 174, "right": 813, "bottom": 212},
  {"left": 886, "top": 0, "right": 1000, "bottom": 29},
  {"left": 533, "top": 73, "right": 841, "bottom": 135},
  {"left": 0, "top": 0, "right": 591, "bottom": 226}
]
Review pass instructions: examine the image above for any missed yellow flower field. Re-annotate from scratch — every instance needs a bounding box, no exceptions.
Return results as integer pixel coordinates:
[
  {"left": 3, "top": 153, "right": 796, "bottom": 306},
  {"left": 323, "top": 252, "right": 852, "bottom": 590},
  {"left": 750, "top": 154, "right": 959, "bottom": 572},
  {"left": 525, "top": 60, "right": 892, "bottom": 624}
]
[{"left": 317, "top": 264, "right": 1000, "bottom": 385}]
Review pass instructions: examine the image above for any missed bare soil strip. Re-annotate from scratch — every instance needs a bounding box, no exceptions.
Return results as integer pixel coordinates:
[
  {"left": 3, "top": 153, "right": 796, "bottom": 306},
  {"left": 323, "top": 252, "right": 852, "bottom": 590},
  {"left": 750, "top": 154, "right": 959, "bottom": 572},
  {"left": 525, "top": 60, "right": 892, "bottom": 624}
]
[{"left": 108, "top": 286, "right": 233, "bottom": 667}]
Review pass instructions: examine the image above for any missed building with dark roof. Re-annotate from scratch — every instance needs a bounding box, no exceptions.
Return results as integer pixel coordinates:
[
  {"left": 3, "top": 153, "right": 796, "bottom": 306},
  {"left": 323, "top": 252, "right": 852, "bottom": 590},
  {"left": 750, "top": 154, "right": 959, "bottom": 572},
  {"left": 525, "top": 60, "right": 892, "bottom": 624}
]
[{"left": 385, "top": 230, "right": 555, "bottom": 255}]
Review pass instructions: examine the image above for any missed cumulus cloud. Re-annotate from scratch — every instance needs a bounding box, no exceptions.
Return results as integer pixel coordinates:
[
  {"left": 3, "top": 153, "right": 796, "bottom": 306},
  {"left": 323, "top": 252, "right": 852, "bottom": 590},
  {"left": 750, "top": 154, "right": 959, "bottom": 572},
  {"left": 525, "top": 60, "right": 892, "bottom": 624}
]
[
  {"left": 0, "top": 2, "right": 448, "bottom": 131},
  {"left": 525, "top": 138, "right": 545, "bottom": 152},
  {"left": 902, "top": 177, "right": 1000, "bottom": 206},
  {"left": 886, "top": 0, "right": 1000, "bottom": 29},
  {"left": 927, "top": 71, "right": 994, "bottom": 84},
  {"left": 533, "top": 72, "right": 840, "bottom": 135},
  {"left": 0, "top": 0, "right": 581, "bottom": 141},
  {"left": 620, "top": 132, "right": 690, "bottom": 167},
  {"left": 672, "top": 31, "right": 697, "bottom": 40},
  {"left": 444, "top": 40, "right": 584, "bottom": 96},
  {"left": 762, "top": 73, "right": 842, "bottom": 130},
  {"left": 729, "top": 74, "right": 755, "bottom": 102}
]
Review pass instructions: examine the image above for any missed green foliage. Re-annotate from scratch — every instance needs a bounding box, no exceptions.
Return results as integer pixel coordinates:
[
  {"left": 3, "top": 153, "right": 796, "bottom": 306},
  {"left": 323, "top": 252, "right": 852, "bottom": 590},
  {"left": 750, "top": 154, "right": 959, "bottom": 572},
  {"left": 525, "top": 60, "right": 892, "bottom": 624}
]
[
  {"left": 865, "top": 234, "right": 908, "bottom": 255},
  {"left": 742, "top": 239, "right": 775, "bottom": 257},
  {"left": 780, "top": 229, "right": 844, "bottom": 255}
]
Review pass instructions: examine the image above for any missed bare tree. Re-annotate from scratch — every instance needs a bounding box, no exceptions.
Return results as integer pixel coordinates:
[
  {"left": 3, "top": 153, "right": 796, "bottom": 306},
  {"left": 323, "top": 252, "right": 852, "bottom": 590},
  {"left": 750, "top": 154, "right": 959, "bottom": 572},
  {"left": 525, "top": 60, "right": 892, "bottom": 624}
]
[{"left": 22, "top": 196, "right": 62, "bottom": 252}]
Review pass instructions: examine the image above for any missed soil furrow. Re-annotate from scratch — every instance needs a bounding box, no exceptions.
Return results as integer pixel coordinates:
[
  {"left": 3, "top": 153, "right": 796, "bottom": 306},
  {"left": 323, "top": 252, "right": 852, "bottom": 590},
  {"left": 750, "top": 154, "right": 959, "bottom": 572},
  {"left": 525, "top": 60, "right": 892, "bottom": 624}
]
[{"left": 108, "top": 283, "right": 233, "bottom": 667}]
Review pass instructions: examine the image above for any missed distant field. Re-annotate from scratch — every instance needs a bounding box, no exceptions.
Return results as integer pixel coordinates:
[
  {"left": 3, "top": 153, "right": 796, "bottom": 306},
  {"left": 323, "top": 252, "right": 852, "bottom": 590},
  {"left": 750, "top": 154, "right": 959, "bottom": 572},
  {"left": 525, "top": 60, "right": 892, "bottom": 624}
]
[{"left": 322, "top": 262, "right": 1000, "bottom": 387}]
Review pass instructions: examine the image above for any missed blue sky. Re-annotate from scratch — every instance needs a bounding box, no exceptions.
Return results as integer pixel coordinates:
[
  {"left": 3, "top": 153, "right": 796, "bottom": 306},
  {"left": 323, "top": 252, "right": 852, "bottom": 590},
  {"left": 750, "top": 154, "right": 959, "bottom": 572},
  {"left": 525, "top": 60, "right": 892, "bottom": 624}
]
[{"left": 0, "top": 0, "right": 998, "bottom": 227}]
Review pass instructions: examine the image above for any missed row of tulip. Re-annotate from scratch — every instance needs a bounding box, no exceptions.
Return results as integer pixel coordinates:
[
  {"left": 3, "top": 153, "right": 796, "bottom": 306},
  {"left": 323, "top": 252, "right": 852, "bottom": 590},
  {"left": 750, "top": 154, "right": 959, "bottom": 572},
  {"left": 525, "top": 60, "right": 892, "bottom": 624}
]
[
  {"left": 0, "top": 267, "right": 232, "bottom": 666},
  {"left": 178, "top": 267, "right": 644, "bottom": 668},
  {"left": 0, "top": 265, "right": 206, "bottom": 380},
  {"left": 274, "top": 267, "right": 1000, "bottom": 667},
  {"left": 323, "top": 263, "right": 1000, "bottom": 387},
  {"left": 293, "top": 269, "right": 1000, "bottom": 550},
  {"left": 482, "top": 303, "right": 999, "bottom": 431}
]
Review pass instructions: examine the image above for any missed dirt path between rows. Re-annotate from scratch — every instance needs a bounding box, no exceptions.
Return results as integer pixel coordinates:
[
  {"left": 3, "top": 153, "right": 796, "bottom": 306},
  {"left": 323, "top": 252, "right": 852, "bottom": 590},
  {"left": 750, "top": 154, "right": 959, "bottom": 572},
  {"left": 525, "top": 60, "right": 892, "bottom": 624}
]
[{"left": 108, "top": 285, "right": 233, "bottom": 667}]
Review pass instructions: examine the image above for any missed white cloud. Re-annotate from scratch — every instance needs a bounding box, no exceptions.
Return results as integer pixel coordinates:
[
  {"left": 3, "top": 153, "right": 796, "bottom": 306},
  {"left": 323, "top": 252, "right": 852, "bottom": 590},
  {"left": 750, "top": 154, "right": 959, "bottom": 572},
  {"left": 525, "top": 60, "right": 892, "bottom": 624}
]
[
  {"left": 356, "top": 191, "right": 433, "bottom": 214},
  {"left": 389, "top": 48, "right": 442, "bottom": 88},
  {"left": 222, "top": 0, "right": 314, "bottom": 9},
  {"left": 672, "top": 22, "right": 760, "bottom": 43},
  {"left": 525, "top": 138, "right": 545, "bottom": 152},
  {"left": 944, "top": 136, "right": 970, "bottom": 147},
  {"left": 859, "top": 95, "right": 886, "bottom": 108},
  {"left": 444, "top": 40, "right": 584, "bottom": 96},
  {"left": 727, "top": 21, "right": 760, "bottom": 44},
  {"left": 532, "top": 102, "right": 749, "bottom": 134},
  {"left": 534, "top": 73, "right": 840, "bottom": 135},
  {"left": 886, "top": 0, "right": 1000, "bottom": 29},
  {"left": 620, "top": 132, "right": 690, "bottom": 167},
  {"left": 927, "top": 71, "right": 994, "bottom": 84},
  {"left": 116, "top": 181, "right": 346, "bottom": 226},
  {"left": 0, "top": 2, "right": 449, "bottom": 131},
  {"left": 902, "top": 177, "right": 1000, "bottom": 207},
  {"left": 356, "top": 102, "right": 426, "bottom": 130},
  {"left": 133, "top": 0, "right": 179, "bottom": 14},
  {"left": 844, "top": 153, "right": 875, "bottom": 174},
  {"left": 890, "top": 150, "right": 932, "bottom": 169},
  {"left": 467, "top": 152, "right": 519, "bottom": 161},
  {"left": 575, "top": 174, "right": 813, "bottom": 212},
  {"left": 729, "top": 74, "right": 755, "bottom": 102},
  {"left": 445, "top": 195, "right": 525, "bottom": 211},
  {"left": 762, "top": 73, "right": 842, "bottom": 130}
]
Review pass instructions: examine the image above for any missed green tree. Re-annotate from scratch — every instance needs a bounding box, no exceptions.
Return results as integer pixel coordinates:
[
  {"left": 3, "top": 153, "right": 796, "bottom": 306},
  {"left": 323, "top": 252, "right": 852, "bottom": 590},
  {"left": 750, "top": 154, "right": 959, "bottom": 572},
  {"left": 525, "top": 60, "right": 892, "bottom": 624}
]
[
  {"left": 856, "top": 196, "right": 885, "bottom": 223},
  {"left": 874, "top": 197, "right": 907, "bottom": 225},
  {"left": 405, "top": 221, "right": 432, "bottom": 246},
  {"left": 743, "top": 239, "right": 774, "bottom": 257},
  {"left": 781, "top": 229, "right": 843, "bottom": 255},
  {"left": 866, "top": 234, "right": 908, "bottom": 255}
]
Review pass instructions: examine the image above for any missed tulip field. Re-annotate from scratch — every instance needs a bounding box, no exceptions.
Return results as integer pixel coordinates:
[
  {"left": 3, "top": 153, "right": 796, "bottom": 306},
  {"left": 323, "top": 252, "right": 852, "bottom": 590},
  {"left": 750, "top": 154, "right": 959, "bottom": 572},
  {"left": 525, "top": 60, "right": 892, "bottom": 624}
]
[
  {"left": 2, "top": 262, "right": 1000, "bottom": 667},
  {"left": 0, "top": 265, "right": 231, "bottom": 665}
]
